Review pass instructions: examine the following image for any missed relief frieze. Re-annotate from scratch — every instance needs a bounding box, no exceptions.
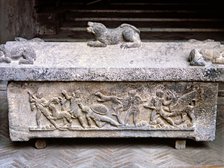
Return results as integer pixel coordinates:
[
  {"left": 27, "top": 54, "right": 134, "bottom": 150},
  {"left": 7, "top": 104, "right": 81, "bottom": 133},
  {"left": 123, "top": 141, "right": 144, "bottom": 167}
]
[{"left": 26, "top": 83, "right": 201, "bottom": 131}]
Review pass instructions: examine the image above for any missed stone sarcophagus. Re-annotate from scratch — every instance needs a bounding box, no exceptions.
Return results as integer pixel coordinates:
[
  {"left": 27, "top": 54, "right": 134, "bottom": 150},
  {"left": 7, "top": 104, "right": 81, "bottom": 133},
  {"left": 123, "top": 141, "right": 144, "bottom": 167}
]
[
  {"left": 1, "top": 40, "right": 224, "bottom": 148},
  {"left": 8, "top": 81, "right": 218, "bottom": 142}
]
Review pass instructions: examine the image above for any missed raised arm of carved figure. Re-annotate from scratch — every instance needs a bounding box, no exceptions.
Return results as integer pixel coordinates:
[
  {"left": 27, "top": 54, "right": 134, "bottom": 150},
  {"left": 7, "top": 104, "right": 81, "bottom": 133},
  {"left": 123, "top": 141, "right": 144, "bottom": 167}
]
[{"left": 61, "top": 90, "right": 72, "bottom": 100}]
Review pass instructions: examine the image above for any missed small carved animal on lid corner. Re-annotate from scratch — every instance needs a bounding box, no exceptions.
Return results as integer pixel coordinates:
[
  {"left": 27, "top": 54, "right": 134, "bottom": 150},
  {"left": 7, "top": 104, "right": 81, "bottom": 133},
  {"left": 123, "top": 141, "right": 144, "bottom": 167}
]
[
  {"left": 0, "top": 37, "right": 43, "bottom": 65},
  {"left": 86, "top": 22, "right": 141, "bottom": 48},
  {"left": 0, "top": 44, "right": 36, "bottom": 64},
  {"left": 188, "top": 45, "right": 224, "bottom": 66}
]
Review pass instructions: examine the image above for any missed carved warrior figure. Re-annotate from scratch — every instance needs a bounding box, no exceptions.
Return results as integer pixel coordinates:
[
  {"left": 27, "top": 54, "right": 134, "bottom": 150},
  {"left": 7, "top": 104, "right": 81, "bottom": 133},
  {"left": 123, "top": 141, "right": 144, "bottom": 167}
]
[
  {"left": 28, "top": 86, "right": 198, "bottom": 130},
  {"left": 144, "top": 89, "right": 175, "bottom": 127},
  {"left": 48, "top": 98, "right": 74, "bottom": 127},
  {"left": 189, "top": 45, "right": 224, "bottom": 66},
  {"left": 29, "top": 92, "right": 63, "bottom": 130},
  {"left": 29, "top": 92, "right": 75, "bottom": 130},
  {"left": 144, "top": 87, "right": 196, "bottom": 128},
  {"left": 87, "top": 22, "right": 141, "bottom": 48},
  {"left": 60, "top": 90, "right": 86, "bottom": 128},
  {"left": 122, "top": 90, "right": 144, "bottom": 126},
  {"left": 29, "top": 92, "right": 48, "bottom": 128},
  {"left": 28, "top": 90, "right": 121, "bottom": 129}
]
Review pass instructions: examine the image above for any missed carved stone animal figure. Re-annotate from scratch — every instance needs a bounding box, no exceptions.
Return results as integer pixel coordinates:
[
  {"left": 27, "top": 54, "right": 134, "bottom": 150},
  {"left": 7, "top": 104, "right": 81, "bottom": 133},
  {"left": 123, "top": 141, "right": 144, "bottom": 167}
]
[
  {"left": 200, "top": 47, "right": 224, "bottom": 64},
  {"left": 95, "top": 91, "right": 123, "bottom": 124},
  {"left": 188, "top": 49, "right": 207, "bottom": 66},
  {"left": 15, "top": 37, "right": 44, "bottom": 42},
  {"left": 0, "top": 44, "right": 11, "bottom": 63},
  {"left": 189, "top": 46, "right": 224, "bottom": 66},
  {"left": 0, "top": 44, "right": 36, "bottom": 64},
  {"left": 95, "top": 91, "right": 123, "bottom": 104},
  {"left": 48, "top": 98, "right": 74, "bottom": 127},
  {"left": 87, "top": 22, "right": 141, "bottom": 48}
]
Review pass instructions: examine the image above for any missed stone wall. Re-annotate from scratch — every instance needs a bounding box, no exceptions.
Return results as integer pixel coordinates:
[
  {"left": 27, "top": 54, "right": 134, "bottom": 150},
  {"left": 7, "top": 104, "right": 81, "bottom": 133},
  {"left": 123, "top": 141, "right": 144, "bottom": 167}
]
[{"left": 0, "top": 0, "right": 36, "bottom": 43}]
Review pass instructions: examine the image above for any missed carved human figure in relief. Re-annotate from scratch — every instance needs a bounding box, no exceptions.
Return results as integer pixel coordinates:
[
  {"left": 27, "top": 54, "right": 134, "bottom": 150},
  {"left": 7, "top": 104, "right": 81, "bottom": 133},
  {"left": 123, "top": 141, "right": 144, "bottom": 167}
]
[
  {"left": 29, "top": 91, "right": 79, "bottom": 130},
  {"left": 122, "top": 90, "right": 144, "bottom": 126},
  {"left": 144, "top": 89, "right": 176, "bottom": 127},
  {"left": 29, "top": 92, "right": 49, "bottom": 128},
  {"left": 47, "top": 97, "right": 74, "bottom": 128},
  {"left": 28, "top": 92, "right": 62, "bottom": 130},
  {"left": 59, "top": 90, "right": 71, "bottom": 111},
  {"left": 60, "top": 90, "right": 87, "bottom": 128},
  {"left": 78, "top": 103, "right": 120, "bottom": 128},
  {"left": 144, "top": 87, "right": 196, "bottom": 128},
  {"left": 87, "top": 22, "right": 141, "bottom": 48},
  {"left": 166, "top": 89, "right": 197, "bottom": 126}
]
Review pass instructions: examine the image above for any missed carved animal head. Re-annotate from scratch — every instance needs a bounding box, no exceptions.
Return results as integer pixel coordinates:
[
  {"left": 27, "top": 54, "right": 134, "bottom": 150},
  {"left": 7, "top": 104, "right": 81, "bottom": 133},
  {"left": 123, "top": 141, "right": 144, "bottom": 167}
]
[
  {"left": 188, "top": 49, "right": 206, "bottom": 66},
  {"left": 87, "top": 22, "right": 107, "bottom": 36}
]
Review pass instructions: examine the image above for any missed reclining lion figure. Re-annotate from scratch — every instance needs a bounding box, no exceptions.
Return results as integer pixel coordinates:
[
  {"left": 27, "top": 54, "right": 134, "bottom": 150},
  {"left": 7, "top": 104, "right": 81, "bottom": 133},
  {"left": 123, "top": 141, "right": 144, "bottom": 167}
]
[
  {"left": 0, "top": 44, "right": 36, "bottom": 64},
  {"left": 0, "top": 37, "right": 42, "bottom": 64},
  {"left": 189, "top": 45, "right": 224, "bottom": 66},
  {"left": 87, "top": 22, "right": 141, "bottom": 48}
]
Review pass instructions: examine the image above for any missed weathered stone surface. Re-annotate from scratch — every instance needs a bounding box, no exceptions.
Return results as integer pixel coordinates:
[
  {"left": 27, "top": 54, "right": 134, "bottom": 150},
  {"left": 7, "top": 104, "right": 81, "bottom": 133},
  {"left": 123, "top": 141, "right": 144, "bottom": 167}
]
[
  {"left": 8, "top": 81, "right": 218, "bottom": 141},
  {"left": 86, "top": 22, "right": 141, "bottom": 48},
  {"left": 0, "top": 41, "right": 37, "bottom": 65},
  {"left": 2, "top": 41, "right": 222, "bottom": 143},
  {"left": 188, "top": 44, "right": 224, "bottom": 66},
  {"left": 1, "top": 41, "right": 224, "bottom": 82}
]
